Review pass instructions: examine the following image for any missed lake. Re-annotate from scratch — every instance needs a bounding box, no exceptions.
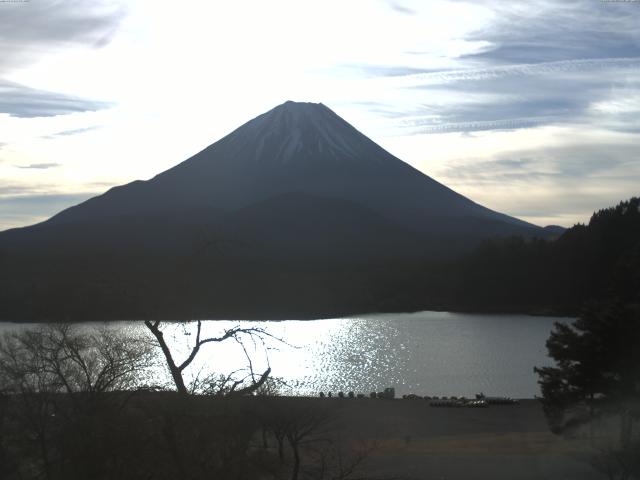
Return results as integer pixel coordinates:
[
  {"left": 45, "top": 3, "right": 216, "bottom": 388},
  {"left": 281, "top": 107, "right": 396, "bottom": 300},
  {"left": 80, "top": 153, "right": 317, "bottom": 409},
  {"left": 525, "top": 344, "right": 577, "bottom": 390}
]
[{"left": 0, "top": 311, "right": 566, "bottom": 398}]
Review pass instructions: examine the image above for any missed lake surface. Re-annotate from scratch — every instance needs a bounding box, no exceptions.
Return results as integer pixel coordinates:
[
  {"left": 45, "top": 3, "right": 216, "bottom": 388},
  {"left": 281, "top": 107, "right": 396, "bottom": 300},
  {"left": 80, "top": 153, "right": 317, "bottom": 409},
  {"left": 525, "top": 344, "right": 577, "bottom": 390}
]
[{"left": 0, "top": 311, "right": 566, "bottom": 398}]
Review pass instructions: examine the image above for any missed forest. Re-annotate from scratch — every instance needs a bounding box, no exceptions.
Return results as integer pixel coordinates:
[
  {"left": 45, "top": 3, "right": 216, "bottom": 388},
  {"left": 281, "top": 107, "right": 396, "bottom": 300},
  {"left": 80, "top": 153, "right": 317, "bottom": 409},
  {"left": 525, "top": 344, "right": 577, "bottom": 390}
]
[{"left": 446, "top": 197, "right": 640, "bottom": 314}]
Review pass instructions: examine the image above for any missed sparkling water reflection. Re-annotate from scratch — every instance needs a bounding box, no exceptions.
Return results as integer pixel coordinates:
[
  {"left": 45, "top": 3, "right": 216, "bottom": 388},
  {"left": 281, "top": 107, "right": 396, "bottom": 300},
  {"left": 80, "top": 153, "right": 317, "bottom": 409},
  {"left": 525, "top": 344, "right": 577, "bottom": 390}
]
[{"left": 0, "top": 311, "right": 566, "bottom": 398}]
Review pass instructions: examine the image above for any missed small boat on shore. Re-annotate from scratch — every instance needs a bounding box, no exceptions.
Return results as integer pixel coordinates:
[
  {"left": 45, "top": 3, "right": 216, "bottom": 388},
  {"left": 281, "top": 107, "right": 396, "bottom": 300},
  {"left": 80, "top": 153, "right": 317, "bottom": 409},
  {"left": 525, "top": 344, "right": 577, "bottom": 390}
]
[
  {"left": 429, "top": 398, "right": 488, "bottom": 408},
  {"left": 476, "top": 393, "right": 519, "bottom": 405}
]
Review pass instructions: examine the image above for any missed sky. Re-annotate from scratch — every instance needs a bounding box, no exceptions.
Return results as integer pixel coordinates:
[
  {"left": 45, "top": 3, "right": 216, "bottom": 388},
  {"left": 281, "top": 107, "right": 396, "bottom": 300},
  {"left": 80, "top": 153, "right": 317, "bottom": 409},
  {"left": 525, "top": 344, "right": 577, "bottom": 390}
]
[{"left": 1, "top": 0, "right": 639, "bottom": 230}]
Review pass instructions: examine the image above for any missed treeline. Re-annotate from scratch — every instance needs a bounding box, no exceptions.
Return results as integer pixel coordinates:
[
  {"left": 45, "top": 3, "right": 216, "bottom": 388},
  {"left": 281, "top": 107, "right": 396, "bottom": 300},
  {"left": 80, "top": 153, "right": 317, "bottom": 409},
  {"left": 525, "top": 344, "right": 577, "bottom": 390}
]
[{"left": 448, "top": 197, "right": 640, "bottom": 314}]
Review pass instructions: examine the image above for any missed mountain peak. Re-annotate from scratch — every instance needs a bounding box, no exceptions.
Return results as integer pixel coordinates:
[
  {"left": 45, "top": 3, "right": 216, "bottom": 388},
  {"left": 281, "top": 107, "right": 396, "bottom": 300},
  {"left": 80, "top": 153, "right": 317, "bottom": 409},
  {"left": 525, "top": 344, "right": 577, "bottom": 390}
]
[
  {"left": 281, "top": 100, "right": 326, "bottom": 108},
  {"left": 262, "top": 100, "right": 332, "bottom": 127},
  {"left": 218, "top": 100, "right": 384, "bottom": 167}
]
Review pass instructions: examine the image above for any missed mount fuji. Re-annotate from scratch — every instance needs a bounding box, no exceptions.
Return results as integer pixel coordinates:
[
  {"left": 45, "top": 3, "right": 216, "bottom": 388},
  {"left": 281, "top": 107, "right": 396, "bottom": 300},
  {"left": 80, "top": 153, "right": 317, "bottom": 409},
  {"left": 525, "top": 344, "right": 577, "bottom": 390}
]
[
  {"left": 0, "top": 101, "right": 553, "bottom": 320},
  {"left": 43, "top": 101, "right": 537, "bottom": 236}
]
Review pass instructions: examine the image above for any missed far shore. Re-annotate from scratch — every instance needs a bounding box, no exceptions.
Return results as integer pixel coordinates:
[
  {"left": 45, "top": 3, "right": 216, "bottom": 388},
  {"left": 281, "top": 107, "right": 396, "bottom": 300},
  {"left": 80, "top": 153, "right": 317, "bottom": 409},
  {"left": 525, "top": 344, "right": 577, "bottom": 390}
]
[{"left": 0, "top": 305, "right": 577, "bottom": 324}]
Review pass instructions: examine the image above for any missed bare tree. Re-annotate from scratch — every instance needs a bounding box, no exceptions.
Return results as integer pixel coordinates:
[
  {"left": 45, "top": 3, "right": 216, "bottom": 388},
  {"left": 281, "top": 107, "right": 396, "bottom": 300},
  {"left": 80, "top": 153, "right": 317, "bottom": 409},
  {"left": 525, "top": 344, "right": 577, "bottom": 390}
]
[
  {"left": 0, "top": 324, "right": 153, "bottom": 480},
  {"left": 260, "top": 398, "right": 339, "bottom": 480},
  {"left": 311, "top": 437, "right": 380, "bottom": 480},
  {"left": 143, "top": 319, "right": 273, "bottom": 396},
  {"left": 588, "top": 440, "right": 640, "bottom": 480},
  {"left": 1, "top": 324, "right": 152, "bottom": 390}
]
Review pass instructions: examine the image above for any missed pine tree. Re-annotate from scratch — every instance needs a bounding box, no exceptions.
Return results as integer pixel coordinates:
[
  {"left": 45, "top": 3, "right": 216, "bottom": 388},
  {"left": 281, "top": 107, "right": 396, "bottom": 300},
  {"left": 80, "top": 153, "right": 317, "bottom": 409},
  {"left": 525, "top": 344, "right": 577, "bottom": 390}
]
[{"left": 535, "top": 301, "right": 640, "bottom": 441}]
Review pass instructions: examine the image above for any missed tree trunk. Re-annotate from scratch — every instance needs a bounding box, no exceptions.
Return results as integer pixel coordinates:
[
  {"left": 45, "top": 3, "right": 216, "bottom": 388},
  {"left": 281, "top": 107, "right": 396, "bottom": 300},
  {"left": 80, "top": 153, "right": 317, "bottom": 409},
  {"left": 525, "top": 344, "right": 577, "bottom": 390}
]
[
  {"left": 38, "top": 430, "right": 52, "bottom": 480},
  {"left": 162, "top": 414, "right": 188, "bottom": 478},
  {"left": 620, "top": 408, "right": 632, "bottom": 448},
  {"left": 290, "top": 441, "right": 300, "bottom": 480},
  {"left": 144, "top": 321, "right": 188, "bottom": 394},
  {"left": 589, "top": 393, "right": 595, "bottom": 445},
  {"left": 277, "top": 435, "right": 285, "bottom": 462},
  {"left": 167, "top": 363, "right": 188, "bottom": 395}
]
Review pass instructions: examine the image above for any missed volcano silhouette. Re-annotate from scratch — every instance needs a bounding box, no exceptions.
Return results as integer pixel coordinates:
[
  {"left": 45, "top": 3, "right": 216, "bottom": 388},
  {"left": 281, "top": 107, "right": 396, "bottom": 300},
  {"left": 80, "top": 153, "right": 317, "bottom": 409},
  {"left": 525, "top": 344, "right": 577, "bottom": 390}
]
[
  {"left": 0, "top": 101, "right": 550, "bottom": 320},
  {"left": 46, "top": 101, "right": 537, "bottom": 235}
]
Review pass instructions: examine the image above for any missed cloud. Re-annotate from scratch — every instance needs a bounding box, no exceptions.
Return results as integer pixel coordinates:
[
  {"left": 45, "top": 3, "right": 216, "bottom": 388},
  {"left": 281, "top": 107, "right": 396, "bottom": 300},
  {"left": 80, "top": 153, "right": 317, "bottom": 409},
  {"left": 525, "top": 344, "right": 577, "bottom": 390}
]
[
  {"left": 439, "top": 142, "right": 638, "bottom": 185},
  {"left": 387, "top": 1, "right": 417, "bottom": 15},
  {"left": 435, "top": 138, "right": 640, "bottom": 226},
  {"left": 0, "top": 0, "right": 127, "bottom": 74},
  {"left": 347, "top": 1, "right": 640, "bottom": 135},
  {"left": 0, "top": 182, "right": 115, "bottom": 198},
  {"left": 40, "top": 125, "right": 103, "bottom": 140},
  {"left": 0, "top": 1, "right": 123, "bottom": 118},
  {"left": 382, "top": 57, "right": 640, "bottom": 134},
  {"left": 339, "top": 64, "right": 447, "bottom": 78},
  {"left": 0, "top": 192, "right": 94, "bottom": 231},
  {"left": 0, "top": 79, "right": 112, "bottom": 117},
  {"left": 16, "top": 163, "right": 61, "bottom": 170},
  {"left": 396, "top": 57, "right": 640, "bottom": 86},
  {"left": 50, "top": 126, "right": 101, "bottom": 137},
  {"left": 457, "top": 0, "right": 640, "bottom": 64},
  {"left": 0, "top": 184, "right": 56, "bottom": 197},
  {"left": 410, "top": 118, "right": 545, "bottom": 134}
]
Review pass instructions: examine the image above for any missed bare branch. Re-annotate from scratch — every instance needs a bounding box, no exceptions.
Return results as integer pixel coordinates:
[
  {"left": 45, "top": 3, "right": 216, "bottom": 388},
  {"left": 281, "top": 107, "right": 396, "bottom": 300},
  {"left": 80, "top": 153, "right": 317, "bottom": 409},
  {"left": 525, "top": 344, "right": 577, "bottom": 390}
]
[{"left": 226, "top": 367, "right": 272, "bottom": 398}]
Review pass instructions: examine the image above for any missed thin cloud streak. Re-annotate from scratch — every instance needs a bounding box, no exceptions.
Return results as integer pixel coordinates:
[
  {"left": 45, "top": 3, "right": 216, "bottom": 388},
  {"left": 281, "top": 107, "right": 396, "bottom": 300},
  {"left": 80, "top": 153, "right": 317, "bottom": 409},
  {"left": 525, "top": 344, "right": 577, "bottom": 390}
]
[
  {"left": 0, "top": 79, "right": 112, "bottom": 118},
  {"left": 391, "top": 57, "right": 640, "bottom": 86},
  {"left": 16, "top": 163, "right": 61, "bottom": 170}
]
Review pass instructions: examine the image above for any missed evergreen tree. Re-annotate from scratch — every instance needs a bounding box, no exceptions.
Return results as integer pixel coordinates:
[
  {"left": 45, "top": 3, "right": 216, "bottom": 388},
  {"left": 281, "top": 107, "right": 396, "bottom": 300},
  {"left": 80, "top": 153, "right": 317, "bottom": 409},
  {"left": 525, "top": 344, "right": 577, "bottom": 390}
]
[{"left": 535, "top": 300, "right": 640, "bottom": 445}]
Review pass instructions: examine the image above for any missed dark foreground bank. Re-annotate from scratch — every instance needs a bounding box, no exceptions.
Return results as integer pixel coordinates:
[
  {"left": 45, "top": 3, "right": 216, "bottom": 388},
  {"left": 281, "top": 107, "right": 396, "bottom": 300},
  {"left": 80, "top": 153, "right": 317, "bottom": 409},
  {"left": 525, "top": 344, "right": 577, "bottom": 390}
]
[{"left": 1, "top": 393, "right": 603, "bottom": 480}]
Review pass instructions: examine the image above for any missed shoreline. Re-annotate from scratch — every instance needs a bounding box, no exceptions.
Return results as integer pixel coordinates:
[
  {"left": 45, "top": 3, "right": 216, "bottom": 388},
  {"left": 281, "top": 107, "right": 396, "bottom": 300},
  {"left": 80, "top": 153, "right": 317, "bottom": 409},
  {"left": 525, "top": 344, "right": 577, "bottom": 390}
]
[{"left": 0, "top": 306, "right": 576, "bottom": 324}]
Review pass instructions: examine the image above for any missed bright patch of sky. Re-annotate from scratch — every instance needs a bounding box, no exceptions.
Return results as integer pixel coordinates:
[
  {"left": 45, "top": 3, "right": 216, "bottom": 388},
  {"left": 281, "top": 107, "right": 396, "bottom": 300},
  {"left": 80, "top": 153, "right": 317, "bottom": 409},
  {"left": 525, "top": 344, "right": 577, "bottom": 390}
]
[{"left": 1, "top": 0, "right": 639, "bottom": 230}]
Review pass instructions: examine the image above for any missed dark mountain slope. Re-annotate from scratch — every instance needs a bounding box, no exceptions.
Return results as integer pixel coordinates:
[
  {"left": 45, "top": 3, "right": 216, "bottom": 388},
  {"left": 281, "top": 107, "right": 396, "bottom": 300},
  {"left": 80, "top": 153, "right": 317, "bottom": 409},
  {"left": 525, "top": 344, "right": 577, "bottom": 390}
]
[{"left": 207, "top": 192, "right": 432, "bottom": 263}]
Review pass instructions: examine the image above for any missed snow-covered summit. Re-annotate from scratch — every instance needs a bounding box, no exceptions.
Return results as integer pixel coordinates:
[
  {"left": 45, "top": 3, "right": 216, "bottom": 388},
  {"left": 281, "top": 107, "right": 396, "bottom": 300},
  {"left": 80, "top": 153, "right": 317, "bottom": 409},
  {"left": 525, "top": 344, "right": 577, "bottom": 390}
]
[{"left": 220, "top": 100, "right": 392, "bottom": 167}]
